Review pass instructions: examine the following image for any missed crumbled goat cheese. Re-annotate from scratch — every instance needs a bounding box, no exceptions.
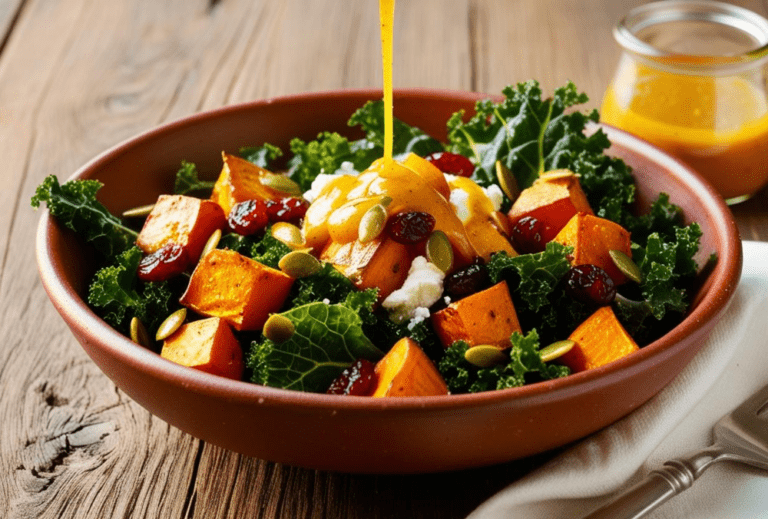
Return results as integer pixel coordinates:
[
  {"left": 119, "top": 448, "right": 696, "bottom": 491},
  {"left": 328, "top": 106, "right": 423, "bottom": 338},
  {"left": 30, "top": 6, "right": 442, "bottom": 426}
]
[
  {"left": 303, "top": 173, "right": 343, "bottom": 203},
  {"left": 382, "top": 256, "right": 445, "bottom": 323},
  {"left": 483, "top": 184, "right": 504, "bottom": 212},
  {"left": 407, "top": 306, "right": 431, "bottom": 330},
  {"left": 449, "top": 188, "right": 471, "bottom": 224}
]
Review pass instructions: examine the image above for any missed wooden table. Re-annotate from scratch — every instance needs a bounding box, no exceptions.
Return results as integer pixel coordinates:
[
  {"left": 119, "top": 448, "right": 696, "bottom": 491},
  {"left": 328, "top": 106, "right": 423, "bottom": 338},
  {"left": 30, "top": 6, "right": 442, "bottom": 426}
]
[{"left": 2, "top": 0, "right": 767, "bottom": 517}]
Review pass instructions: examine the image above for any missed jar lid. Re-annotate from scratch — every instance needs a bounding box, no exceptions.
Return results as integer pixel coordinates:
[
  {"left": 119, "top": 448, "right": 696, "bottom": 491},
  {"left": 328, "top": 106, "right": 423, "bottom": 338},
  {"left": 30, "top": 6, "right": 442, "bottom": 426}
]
[{"left": 615, "top": 0, "right": 768, "bottom": 73}]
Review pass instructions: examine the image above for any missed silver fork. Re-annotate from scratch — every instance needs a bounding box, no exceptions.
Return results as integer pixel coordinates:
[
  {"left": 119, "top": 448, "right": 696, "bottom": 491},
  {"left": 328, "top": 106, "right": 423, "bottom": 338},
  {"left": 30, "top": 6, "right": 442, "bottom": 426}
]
[{"left": 582, "top": 382, "right": 768, "bottom": 519}]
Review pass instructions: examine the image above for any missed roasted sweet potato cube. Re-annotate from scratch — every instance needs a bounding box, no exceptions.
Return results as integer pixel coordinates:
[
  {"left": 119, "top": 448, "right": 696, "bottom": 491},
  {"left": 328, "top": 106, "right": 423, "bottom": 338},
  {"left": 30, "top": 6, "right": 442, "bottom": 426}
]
[
  {"left": 372, "top": 337, "right": 449, "bottom": 397},
  {"left": 211, "top": 152, "right": 287, "bottom": 215},
  {"left": 161, "top": 317, "right": 243, "bottom": 380},
  {"left": 321, "top": 237, "right": 413, "bottom": 302},
  {"left": 137, "top": 194, "right": 226, "bottom": 261},
  {"left": 559, "top": 306, "right": 639, "bottom": 373},
  {"left": 553, "top": 212, "right": 633, "bottom": 284},
  {"left": 431, "top": 281, "right": 521, "bottom": 349},
  {"left": 402, "top": 152, "right": 451, "bottom": 200},
  {"left": 507, "top": 169, "right": 593, "bottom": 243},
  {"left": 179, "top": 249, "right": 294, "bottom": 331}
]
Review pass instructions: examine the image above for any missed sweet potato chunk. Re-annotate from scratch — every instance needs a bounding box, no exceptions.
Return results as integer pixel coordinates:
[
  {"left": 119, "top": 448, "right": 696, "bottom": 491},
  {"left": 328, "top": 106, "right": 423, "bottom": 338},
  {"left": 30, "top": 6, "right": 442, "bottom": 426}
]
[
  {"left": 553, "top": 213, "right": 632, "bottom": 284},
  {"left": 321, "top": 237, "right": 413, "bottom": 302},
  {"left": 137, "top": 194, "right": 226, "bottom": 261},
  {"left": 402, "top": 153, "right": 451, "bottom": 200},
  {"left": 179, "top": 249, "right": 294, "bottom": 331},
  {"left": 431, "top": 281, "right": 521, "bottom": 349},
  {"left": 507, "top": 170, "right": 593, "bottom": 243},
  {"left": 161, "top": 317, "right": 243, "bottom": 379},
  {"left": 372, "top": 338, "right": 449, "bottom": 397},
  {"left": 211, "top": 153, "right": 289, "bottom": 215},
  {"left": 559, "top": 306, "right": 639, "bottom": 373}
]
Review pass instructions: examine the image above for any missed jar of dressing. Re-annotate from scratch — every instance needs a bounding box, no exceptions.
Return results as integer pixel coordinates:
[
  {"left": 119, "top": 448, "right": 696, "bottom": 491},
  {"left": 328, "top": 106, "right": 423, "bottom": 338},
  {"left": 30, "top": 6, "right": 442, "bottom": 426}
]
[{"left": 601, "top": 0, "right": 768, "bottom": 204}]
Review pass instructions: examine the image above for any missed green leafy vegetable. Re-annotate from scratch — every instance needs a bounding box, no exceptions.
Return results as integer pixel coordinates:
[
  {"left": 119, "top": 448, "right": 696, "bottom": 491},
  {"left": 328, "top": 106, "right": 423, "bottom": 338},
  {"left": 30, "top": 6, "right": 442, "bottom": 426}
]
[
  {"left": 438, "top": 330, "right": 570, "bottom": 393},
  {"left": 173, "top": 161, "right": 216, "bottom": 196},
  {"left": 31, "top": 175, "right": 137, "bottom": 258},
  {"left": 87, "top": 247, "right": 178, "bottom": 338},
  {"left": 248, "top": 297, "right": 384, "bottom": 392},
  {"left": 217, "top": 228, "right": 291, "bottom": 269},
  {"left": 239, "top": 143, "right": 283, "bottom": 169}
]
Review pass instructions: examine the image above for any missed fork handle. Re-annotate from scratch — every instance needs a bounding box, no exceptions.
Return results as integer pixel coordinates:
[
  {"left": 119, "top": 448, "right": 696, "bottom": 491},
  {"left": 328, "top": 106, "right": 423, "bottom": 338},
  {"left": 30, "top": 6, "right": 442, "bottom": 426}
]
[{"left": 581, "top": 449, "right": 722, "bottom": 519}]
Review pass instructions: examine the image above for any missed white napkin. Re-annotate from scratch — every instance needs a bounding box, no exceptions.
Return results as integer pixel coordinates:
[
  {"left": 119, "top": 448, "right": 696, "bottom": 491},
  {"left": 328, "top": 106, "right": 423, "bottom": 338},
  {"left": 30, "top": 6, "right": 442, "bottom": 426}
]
[{"left": 470, "top": 240, "right": 768, "bottom": 519}]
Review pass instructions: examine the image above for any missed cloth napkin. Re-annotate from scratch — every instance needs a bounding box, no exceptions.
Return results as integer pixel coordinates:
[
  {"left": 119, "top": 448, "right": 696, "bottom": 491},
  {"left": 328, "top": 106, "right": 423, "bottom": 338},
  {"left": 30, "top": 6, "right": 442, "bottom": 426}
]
[{"left": 470, "top": 240, "right": 768, "bottom": 519}]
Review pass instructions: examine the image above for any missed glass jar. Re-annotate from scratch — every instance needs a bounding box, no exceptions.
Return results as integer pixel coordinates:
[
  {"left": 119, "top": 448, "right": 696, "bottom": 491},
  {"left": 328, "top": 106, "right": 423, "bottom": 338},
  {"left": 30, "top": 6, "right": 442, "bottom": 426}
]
[{"left": 601, "top": 0, "right": 768, "bottom": 204}]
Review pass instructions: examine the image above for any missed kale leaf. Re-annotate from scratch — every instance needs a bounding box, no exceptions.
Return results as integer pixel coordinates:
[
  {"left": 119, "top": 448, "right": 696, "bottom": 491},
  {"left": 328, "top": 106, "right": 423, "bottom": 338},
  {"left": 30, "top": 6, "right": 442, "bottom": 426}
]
[
  {"left": 239, "top": 143, "right": 283, "bottom": 169},
  {"left": 173, "top": 161, "right": 216, "bottom": 196},
  {"left": 438, "top": 330, "right": 570, "bottom": 394},
  {"left": 217, "top": 228, "right": 291, "bottom": 270},
  {"left": 248, "top": 297, "right": 384, "bottom": 392},
  {"left": 31, "top": 175, "right": 137, "bottom": 258},
  {"left": 87, "top": 246, "right": 178, "bottom": 339}
]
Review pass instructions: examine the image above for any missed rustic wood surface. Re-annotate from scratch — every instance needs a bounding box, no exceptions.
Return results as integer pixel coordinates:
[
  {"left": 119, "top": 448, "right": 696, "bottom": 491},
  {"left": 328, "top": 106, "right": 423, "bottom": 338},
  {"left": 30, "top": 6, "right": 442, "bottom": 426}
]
[{"left": 1, "top": 0, "right": 767, "bottom": 517}]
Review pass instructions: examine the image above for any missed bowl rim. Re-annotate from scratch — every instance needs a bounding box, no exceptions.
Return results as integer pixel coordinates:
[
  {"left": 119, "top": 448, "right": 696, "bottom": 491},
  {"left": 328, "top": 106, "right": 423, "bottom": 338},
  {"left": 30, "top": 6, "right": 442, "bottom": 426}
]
[{"left": 36, "top": 87, "right": 743, "bottom": 412}]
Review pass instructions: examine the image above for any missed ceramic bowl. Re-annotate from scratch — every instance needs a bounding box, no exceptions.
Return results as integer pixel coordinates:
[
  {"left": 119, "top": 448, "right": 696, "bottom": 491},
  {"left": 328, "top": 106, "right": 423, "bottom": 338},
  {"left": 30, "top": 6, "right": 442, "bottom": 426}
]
[{"left": 36, "top": 89, "right": 742, "bottom": 473}]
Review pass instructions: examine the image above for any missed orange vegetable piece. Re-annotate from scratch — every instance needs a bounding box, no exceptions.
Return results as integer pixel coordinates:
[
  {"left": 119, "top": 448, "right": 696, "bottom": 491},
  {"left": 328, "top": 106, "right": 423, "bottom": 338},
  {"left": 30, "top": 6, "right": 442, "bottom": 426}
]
[
  {"left": 161, "top": 317, "right": 243, "bottom": 380},
  {"left": 402, "top": 152, "right": 451, "bottom": 200},
  {"left": 372, "top": 337, "right": 449, "bottom": 397},
  {"left": 211, "top": 152, "right": 288, "bottom": 215},
  {"left": 559, "top": 305, "right": 639, "bottom": 373},
  {"left": 507, "top": 169, "right": 593, "bottom": 243},
  {"left": 322, "top": 237, "right": 413, "bottom": 303},
  {"left": 431, "top": 281, "right": 522, "bottom": 349},
  {"left": 553, "top": 212, "right": 633, "bottom": 284},
  {"left": 137, "top": 194, "right": 226, "bottom": 261},
  {"left": 179, "top": 249, "right": 294, "bottom": 331}
]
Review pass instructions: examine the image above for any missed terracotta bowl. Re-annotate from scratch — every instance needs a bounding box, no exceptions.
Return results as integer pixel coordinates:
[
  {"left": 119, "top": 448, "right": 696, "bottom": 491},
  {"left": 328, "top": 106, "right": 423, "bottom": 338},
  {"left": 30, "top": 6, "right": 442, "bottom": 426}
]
[{"left": 36, "top": 89, "right": 742, "bottom": 473}]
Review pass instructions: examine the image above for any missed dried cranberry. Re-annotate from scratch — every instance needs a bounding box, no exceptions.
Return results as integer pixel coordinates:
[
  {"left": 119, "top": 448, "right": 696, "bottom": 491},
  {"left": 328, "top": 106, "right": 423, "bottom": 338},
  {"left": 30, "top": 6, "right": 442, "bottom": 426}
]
[
  {"left": 228, "top": 199, "right": 269, "bottom": 236},
  {"left": 425, "top": 152, "right": 474, "bottom": 177},
  {"left": 444, "top": 261, "right": 491, "bottom": 298},
  {"left": 510, "top": 216, "right": 551, "bottom": 254},
  {"left": 386, "top": 211, "right": 436, "bottom": 244},
  {"left": 266, "top": 197, "right": 309, "bottom": 223},
  {"left": 327, "top": 359, "right": 377, "bottom": 396},
  {"left": 564, "top": 264, "right": 617, "bottom": 305},
  {"left": 138, "top": 243, "right": 190, "bottom": 282}
]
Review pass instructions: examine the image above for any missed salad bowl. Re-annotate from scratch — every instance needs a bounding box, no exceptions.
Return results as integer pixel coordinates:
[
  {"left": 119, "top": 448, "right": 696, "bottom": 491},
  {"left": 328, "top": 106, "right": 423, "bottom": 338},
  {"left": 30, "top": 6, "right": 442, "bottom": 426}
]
[{"left": 35, "top": 89, "right": 742, "bottom": 473}]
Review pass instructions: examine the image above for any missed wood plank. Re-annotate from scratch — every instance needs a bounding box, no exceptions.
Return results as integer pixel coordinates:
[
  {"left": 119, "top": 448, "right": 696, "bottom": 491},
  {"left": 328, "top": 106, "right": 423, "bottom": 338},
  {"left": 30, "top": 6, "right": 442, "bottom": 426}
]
[{"left": 0, "top": 0, "right": 24, "bottom": 51}]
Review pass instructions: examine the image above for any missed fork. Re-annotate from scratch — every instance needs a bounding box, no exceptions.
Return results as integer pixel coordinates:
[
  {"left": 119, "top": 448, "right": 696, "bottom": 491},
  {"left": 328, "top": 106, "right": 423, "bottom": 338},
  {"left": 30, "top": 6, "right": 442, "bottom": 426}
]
[{"left": 582, "top": 382, "right": 768, "bottom": 519}]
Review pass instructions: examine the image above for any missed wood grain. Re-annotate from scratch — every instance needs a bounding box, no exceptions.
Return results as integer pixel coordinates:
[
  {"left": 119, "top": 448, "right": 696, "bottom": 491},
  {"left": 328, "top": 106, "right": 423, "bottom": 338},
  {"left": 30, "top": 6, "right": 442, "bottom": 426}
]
[{"left": 1, "top": 0, "right": 767, "bottom": 517}]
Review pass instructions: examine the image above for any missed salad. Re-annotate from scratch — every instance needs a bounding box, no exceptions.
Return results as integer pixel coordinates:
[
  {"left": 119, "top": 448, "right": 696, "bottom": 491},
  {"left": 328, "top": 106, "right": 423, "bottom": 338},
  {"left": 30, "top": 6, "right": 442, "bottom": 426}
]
[{"left": 31, "top": 81, "right": 707, "bottom": 397}]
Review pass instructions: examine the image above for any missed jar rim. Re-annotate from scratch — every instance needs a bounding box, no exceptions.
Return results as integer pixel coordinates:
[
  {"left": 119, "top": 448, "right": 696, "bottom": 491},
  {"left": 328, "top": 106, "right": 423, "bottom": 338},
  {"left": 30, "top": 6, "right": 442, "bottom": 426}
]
[{"left": 615, "top": 0, "right": 768, "bottom": 72}]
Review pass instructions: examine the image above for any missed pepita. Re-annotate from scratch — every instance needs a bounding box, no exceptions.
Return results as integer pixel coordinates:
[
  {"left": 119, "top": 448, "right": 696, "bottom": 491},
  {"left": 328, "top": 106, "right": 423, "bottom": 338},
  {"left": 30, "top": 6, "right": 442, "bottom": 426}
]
[
  {"left": 261, "top": 173, "right": 302, "bottom": 196},
  {"left": 609, "top": 249, "right": 642, "bottom": 284},
  {"left": 155, "top": 308, "right": 187, "bottom": 341},
  {"left": 122, "top": 204, "right": 155, "bottom": 218},
  {"left": 263, "top": 314, "right": 295, "bottom": 343},
  {"left": 278, "top": 250, "right": 322, "bottom": 278},
  {"left": 426, "top": 230, "right": 454, "bottom": 273},
  {"left": 271, "top": 222, "right": 305, "bottom": 249},
  {"left": 539, "top": 339, "right": 575, "bottom": 362},
  {"left": 358, "top": 204, "right": 387, "bottom": 243},
  {"left": 537, "top": 169, "right": 578, "bottom": 183},
  {"left": 464, "top": 344, "right": 507, "bottom": 368},
  {"left": 379, "top": 195, "right": 393, "bottom": 207},
  {"left": 200, "top": 228, "right": 222, "bottom": 258},
  {"left": 495, "top": 160, "right": 520, "bottom": 203},
  {"left": 130, "top": 317, "right": 151, "bottom": 348},
  {"left": 490, "top": 210, "right": 511, "bottom": 237}
]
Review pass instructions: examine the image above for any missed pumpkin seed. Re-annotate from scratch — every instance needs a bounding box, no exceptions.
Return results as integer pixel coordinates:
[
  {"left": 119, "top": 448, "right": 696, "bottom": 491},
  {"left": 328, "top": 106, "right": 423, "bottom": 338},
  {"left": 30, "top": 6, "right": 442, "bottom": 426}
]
[
  {"left": 538, "top": 169, "right": 578, "bottom": 183},
  {"left": 609, "top": 249, "right": 642, "bottom": 283},
  {"left": 263, "top": 314, "right": 295, "bottom": 343},
  {"left": 200, "top": 228, "right": 222, "bottom": 258},
  {"left": 464, "top": 345, "right": 507, "bottom": 368},
  {"left": 539, "top": 339, "right": 575, "bottom": 362},
  {"left": 155, "top": 308, "right": 187, "bottom": 342},
  {"left": 358, "top": 204, "right": 387, "bottom": 243},
  {"left": 271, "top": 222, "right": 305, "bottom": 249},
  {"left": 379, "top": 195, "right": 393, "bottom": 207},
  {"left": 278, "top": 250, "right": 322, "bottom": 278},
  {"left": 129, "top": 317, "right": 151, "bottom": 348},
  {"left": 490, "top": 211, "right": 511, "bottom": 237},
  {"left": 495, "top": 160, "right": 520, "bottom": 203},
  {"left": 426, "top": 230, "right": 453, "bottom": 273},
  {"left": 122, "top": 204, "right": 155, "bottom": 218},
  {"left": 261, "top": 173, "right": 302, "bottom": 196}
]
